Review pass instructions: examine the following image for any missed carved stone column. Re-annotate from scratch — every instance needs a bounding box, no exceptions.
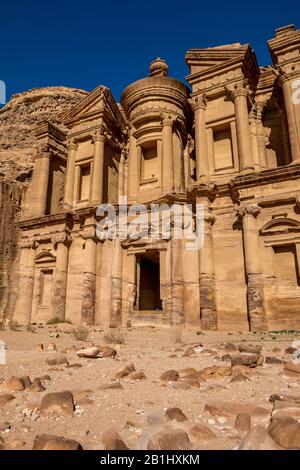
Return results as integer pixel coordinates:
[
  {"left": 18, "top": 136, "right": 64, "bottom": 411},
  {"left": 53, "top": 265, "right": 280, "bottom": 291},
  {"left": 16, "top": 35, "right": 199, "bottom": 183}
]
[
  {"left": 230, "top": 84, "right": 255, "bottom": 172},
  {"left": 161, "top": 114, "right": 174, "bottom": 192},
  {"left": 127, "top": 126, "right": 139, "bottom": 203},
  {"left": 15, "top": 239, "right": 36, "bottom": 324},
  {"left": 238, "top": 204, "right": 268, "bottom": 331},
  {"left": 279, "top": 73, "right": 300, "bottom": 163},
  {"left": 29, "top": 149, "right": 51, "bottom": 217},
  {"left": 64, "top": 140, "right": 78, "bottom": 207},
  {"left": 189, "top": 94, "right": 209, "bottom": 178},
  {"left": 81, "top": 227, "right": 97, "bottom": 325},
  {"left": 198, "top": 199, "right": 217, "bottom": 330},
  {"left": 255, "top": 104, "right": 268, "bottom": 169},
  {"left": 91, "top": 128, "right": 106, "bottom": 204},
  {"left": 171, "top": 237, "right": 184, "bottom": 326},
  {"left": 51, "top": 232, "right": 71, "bottom": 322},
  {"left": 118, "top": 148, "right": 126, "bottom": 202}
]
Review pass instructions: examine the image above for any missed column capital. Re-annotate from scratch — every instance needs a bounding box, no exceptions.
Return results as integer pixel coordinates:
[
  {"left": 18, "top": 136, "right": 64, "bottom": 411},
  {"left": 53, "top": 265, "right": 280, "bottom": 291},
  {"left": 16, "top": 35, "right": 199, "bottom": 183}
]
[
  {"left": 188, "top": 93, "right": 207, "bottom": 111},
  {"left": 67, "top": 139, "right": 78, "bottom": 151},
  {"left": 236, "top": 203, "right": 261, "bottom": 219},
  {"left": 161, "top": 113, "right": 176, "bottom": 127},
  {"left": 81, "top": 226, "right": 97, "bottom": 241},
  {"left": 92, "top": 126, "right": 106, "bottom": 143},
  {"left": 51, "top": 231, "right": 72, "bottom": 247},
  {"left": 226, "top": 80, "right": 250, "bottom": 101}
]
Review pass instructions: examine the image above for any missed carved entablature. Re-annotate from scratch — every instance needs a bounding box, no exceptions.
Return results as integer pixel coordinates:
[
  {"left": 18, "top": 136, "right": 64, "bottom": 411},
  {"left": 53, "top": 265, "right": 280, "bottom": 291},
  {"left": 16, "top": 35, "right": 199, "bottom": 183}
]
[
  {"left": 185, "top": 43, "right": 260, "bottom": 98},
  {"left": 33, "top": 121, "right": 67, "bottom": 161},
  {"left": 35, "top": 251, "right": 56, "bottom": 265},
  {"left": 268, "top": 24, "right": 300, "bottom": 80},
  {"left": 80, "top": 226, "right": 97, "bottom": 241},
  {"left": 19, "top": 238, "right": 37, "bottom": 250}
]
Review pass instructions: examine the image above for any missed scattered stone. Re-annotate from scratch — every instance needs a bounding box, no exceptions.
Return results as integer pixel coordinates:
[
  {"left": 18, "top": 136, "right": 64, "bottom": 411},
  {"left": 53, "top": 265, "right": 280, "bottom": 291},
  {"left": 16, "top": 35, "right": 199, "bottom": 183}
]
[
  {"left": 238, "top": 344, "right": 262, "bottom": 354},
  {"left": 9, "top": 439, "right": 26, "bottom": 449},
  {"left": 222, "top": 354, "right": 232, "bottom": 362},
  {"left": 272, "top": 400, "right": 300, "bottom": 420},
  {"left": 146, "top": 428, "right": 191, "bottom": 450},
  {"left": 27, "top": 379, "right": 45, "bottom": 393},
  {"left": 283, "top": 362, "right": 300, "bottom": 376},
  {"left": 230, "top": 373, "right": 249, "bottom": 383},
  {"left": 33, "top": 434, "right": 83, "bottom": 450},
  {"left": 97, "top": 381, "right": 123, "bottom": 390},
  {"left": 98, "top": 346, "right": 117, "bottom": 358},
  {"left": 160, "top": 370, "right": 180, "bottom": 382},
  {"left": 102, "top": 429, "right": 129, "bottom": 450},
  {"left": 40, "top": 391, "right": 74, "bottom": 416},
  {"left": 265, "top": 356, "right": 282, "bottom": 365},
  {"left": 204, "top": 400, "right": 271, "bottom": 424},
  {"left": 269, "top": 393, "right": 300, "bottom": 404},
  {"left": 231, "top": 353, "right": 264, "bottom": 367},
  {"left": 165, "top": 407, "right": 188, "bottom": 422},
  {"left": 235, "top": 413, "right": 251, "bottom": 432},
  {"left": 127, "top": 371, "right": 146, "bottom": 381},
  {"left": 224, "top": 342, "right": 237, "bottom": 352},
  {"left": 268, "top": 417, "right": 300, "bottom": 449},
  {"left": 76, "top": 347, "right": 100, "bottom": 358},
  {"left": 115, "top": 362, "right": 136, "bottom": 379},
  {"left": 238, "top": 425, "right": 280, "bottom": 450},
  {"left": 0, "top": 376, "right": 25, "bottom": 393},
  {"left": 20, "top": 376, "right": 32, "bottom": 388},
  {"left": 46, "top": 354, "right": 68, "bottom": 366},
  {"left": 0, "top": 422, "right": 11, "bottom": 432},
  {"left": 285, "top": 347, "right": 296, "bottom": 355},
  {"left": 47, "top": 342, "right": 57, "bottom": 351},
  {"left": 188, "top": 423, "right": 216, "bottom": 441},
  {"left": 146, "top": 411, "right": 165, "bottom": 426},
  {"left": 0, "top": 394, "right": 15, "bottom": 406},
  {"left": 172, "top": 382, "right": 192, "bottom": 390}
]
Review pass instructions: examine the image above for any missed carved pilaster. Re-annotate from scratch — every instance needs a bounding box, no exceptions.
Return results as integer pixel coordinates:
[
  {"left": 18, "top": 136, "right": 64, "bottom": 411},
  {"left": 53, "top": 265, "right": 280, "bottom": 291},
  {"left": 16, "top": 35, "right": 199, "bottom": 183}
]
[
  {"left": 80, "top": 227, "right": 97, "bottom": 325},
  {"left": 237, "top": 204, "right": 268, "bottom": 331},
  {"left": 189, "top": 94, "right": 209, "bottom": 179}
]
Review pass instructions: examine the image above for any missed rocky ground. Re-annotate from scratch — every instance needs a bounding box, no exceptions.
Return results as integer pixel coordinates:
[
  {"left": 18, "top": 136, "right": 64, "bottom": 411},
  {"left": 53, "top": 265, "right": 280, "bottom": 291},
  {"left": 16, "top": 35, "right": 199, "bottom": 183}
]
[{"left": 0, "top": 324, "right": 300, "bottom": 450}]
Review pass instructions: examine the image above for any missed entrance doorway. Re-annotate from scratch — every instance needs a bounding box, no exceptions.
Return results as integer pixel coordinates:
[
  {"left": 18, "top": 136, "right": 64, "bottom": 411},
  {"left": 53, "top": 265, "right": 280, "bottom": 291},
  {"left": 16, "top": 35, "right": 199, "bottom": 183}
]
[{"left": 136, "top": 250, "right": 162, "bottom": 311}]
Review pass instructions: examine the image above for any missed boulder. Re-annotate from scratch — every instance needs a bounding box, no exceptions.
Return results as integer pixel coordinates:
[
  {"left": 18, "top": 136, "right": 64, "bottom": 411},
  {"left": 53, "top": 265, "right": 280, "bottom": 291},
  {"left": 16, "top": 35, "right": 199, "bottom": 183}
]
[
  {"left": 40, "top": 391, "right": 74, "bottom": 416},
  {"left": 76, "top": 347, "right": 100, "bottom": 358},
  {"left": 33, "top": 434, "right": 83, "bottom": 450},
  {"left": 204, "top": 400, "right": 271, "bottom": 424},
  {"left": 98, "top": 346, "right": 117, "bottom": 358},
  {"left": 231, "top": 353, "right": 264, "bottom": 367},
  {"left": 115, "top": 362, "right": 136, "bottom": 379},
  {"left": 265, "top": 356, "right": 282, "bottom": 365},
  {"left": 235, "top": 413, "right": 251, "bottom": 432},
  {"left": 0, "top": 394, "right": 15, "bottom": 406},
  {"left": 127, "top": 371, "right": 146, "bottom": 381},
  {"left": 160, "top": 370, "right": 179, "bottom": 382},
  {"left": 188, "top": 423, "right": 216, "bottom": 441},
  {"left": 102, "top": 429, "right": 129, "bottom": 450},
  {"left": 238, "top": 344, "right": 262, "bottom": 355},
  {"left": 283, "top": 362, "right": 300, "bottom": 376},
  {"left": 238, "top": 425, "right": 280, "bottom": 450},
  {"left": 146, "top": 428, "right": 191, "bottom": 450},
  {"left": 46, "top": 354, "right": 68, "bottom": 366},
  {"left": 165, "top": 407, "right": 188, "bottom": 422},
  {"left": 268, "top": 417, "right": 300, "bottom": 449},
  {"left": 0, "top": 376, "right": 25, "bottom": 392}
]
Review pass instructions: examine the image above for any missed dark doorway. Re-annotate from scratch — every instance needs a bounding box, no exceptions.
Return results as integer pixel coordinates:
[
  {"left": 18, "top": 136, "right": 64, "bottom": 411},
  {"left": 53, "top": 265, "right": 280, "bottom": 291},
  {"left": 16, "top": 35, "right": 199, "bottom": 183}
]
[{"left": 137, "top": 251, "right": 162, "bottom": 310}]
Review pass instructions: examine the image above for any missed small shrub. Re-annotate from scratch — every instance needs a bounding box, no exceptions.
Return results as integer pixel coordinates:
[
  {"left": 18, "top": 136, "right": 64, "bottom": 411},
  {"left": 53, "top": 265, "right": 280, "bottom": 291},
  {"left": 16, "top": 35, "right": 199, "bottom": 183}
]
[
  {"left": 104, "top": 328, "right": 125, "bottom": 345},
  {"left": 46, "top": 317, "right": 71, "bottom": 325},
  {"left": 0, "top": 321, "right": 6, "bottom": 331},
  {"left": 26, "top": 324, "right": 36, "bottom": 333},
  {"left": 8, "top": 320, "right": 20, "bottom": 331},
  {"left": 72, "top": 325, "right": 89, "bottom": 341}
]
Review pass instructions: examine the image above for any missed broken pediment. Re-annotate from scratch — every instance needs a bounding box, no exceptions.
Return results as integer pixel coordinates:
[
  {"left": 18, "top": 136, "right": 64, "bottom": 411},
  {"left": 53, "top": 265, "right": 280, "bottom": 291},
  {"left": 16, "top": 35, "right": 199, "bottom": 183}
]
[{"left": 260, "top": 217, "right": 300, "bottom": 235}]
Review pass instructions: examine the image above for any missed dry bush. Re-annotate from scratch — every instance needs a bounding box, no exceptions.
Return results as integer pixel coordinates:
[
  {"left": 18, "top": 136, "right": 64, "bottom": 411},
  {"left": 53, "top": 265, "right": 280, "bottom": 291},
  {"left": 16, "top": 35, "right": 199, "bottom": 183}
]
[
  {"left": 8, "top": 320, "right": 20, "bottom": 331},
  {"left": 72, "top": 325, "right": 89, "bottom": 341},
  {"left": 104, "top": 328, "right": 126, "bottom": 345}
]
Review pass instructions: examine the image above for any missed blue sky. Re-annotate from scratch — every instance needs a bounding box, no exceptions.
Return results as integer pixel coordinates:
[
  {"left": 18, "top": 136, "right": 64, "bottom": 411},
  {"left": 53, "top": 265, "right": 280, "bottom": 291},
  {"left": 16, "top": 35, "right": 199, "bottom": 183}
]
[{"left": 0, "top": 0, "right": 299, "bottom": 104}]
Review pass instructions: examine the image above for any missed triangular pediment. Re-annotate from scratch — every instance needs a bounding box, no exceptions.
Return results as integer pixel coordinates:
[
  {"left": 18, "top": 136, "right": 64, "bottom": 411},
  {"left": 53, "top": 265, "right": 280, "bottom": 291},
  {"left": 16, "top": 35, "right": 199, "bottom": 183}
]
[{"left": 61, "top": 85, "right": 126, "bottom": 129}]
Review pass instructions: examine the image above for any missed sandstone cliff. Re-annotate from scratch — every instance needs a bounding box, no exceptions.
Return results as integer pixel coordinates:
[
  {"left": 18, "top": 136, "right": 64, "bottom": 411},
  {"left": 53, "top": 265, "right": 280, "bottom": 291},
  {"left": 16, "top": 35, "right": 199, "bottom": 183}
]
[{"left": 0, "top": 86, "right": 88, "bottom": 319}]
